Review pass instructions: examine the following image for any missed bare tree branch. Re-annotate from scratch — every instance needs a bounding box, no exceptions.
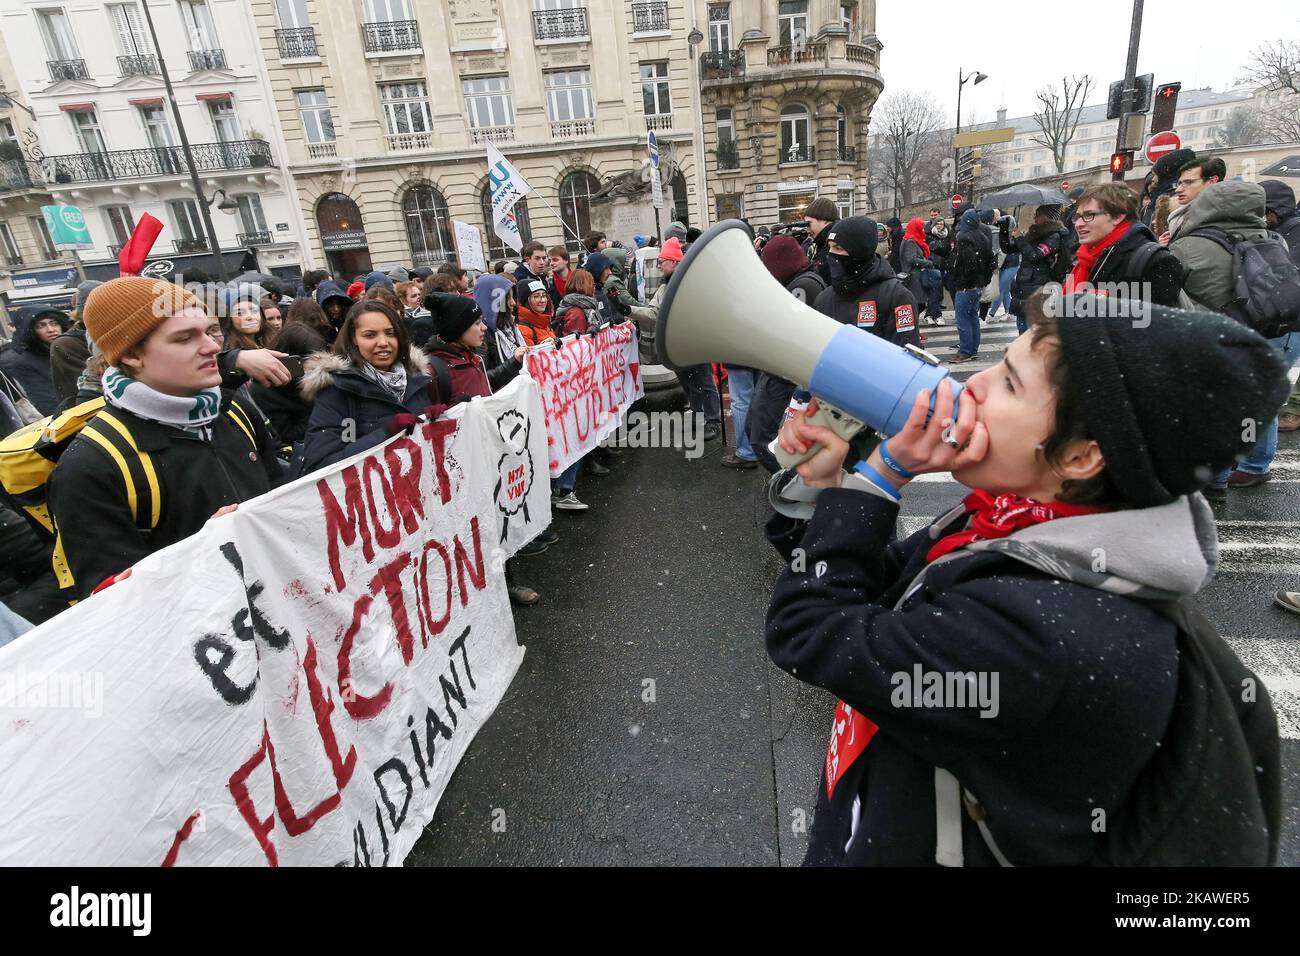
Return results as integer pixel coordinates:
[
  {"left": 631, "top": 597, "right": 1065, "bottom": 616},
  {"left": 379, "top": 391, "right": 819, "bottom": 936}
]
[
  {"left": 869, "top": 91, "right": 949, "bottom": 206},
  {"left": 1240, "top": 40, "right": 1300, "bottom": 143},
  {"left": 1030, "top": 75, "right": 1095, "bottom": 175}
]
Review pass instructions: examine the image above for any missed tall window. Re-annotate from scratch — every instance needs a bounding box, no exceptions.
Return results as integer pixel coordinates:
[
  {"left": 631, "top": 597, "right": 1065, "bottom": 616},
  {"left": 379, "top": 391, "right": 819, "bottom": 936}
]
[
  {"left": 837, "top": 106, "right": 848, "bottom": 153},
  {"left": 707, "top": 3, "right": 730, "bottom": 53},
  {"left": 208, "top": 99, "right": 241, "bottom": 141},
  {"left": 717, "top": 107, "right": 735, "bottom": 147},
  {"left": 275, "top": 0, "right": 309, "bottom": 27},
  {"left": 297, "top": 89, "right": 336, "bottom": 143},
  {"left": 640, "top": 62, "right": 671, "bottom": 116},
  {"left": 671, "top": 171, "right": 689, "bottom": 226},
  {"left": 558, "top": 170, "right": 599, "bottom": 252},
  {"left": 479, "top": 188, "right": 532, "bottom": 259},
  {"left": 107, "top": 2, "right": 150, "bottom": 56},
  {"left": 840, "top": 2, "right": 858, "bottom": 37},
  {"left": 36, "top": 8, "right": 80, "bottom": 60},
  {"left": 104, "top": 205, "right": 135, "bottom": 246},
  {"left": 0, "top": 222, "right": 20, "bottom": 265},
  {"left": 365, "top": 0, "right": 413, "bottom": 21},
  {"left": 234, "top": 194, "right": 267, "bottom": 235},
  {"left": 168, "top": 199, "right": 206, "bottom": 247},
  {"left": 69, "top": 109, "right": 106, "bottom": 153},
  {"left": 777, "top": 1, "right": 809, "bottom": 46},
  {"left": 780, "top": 104, "right": 810, "bottom": 162},
  {"left": 379, "top": 81, "right": 432, "bottom": 135},
  {"left": 837, "top": 188, "right": 854, "bottom": 219},
  {"left": 140, "top": 105, "right": 175, "bottom": 149},
  {"left": 180, "top": 0, "right": 219, "bottom": 49},
  {"left": 544, "top": 69, "right": 593, "bottom": 122},
  {"left": 463, "top": 75, "right": 514, "bottom": 128},
  {"left": 402, "top": 185, "right": 452, "bottom": 265},
  {"left": 29, "top": 215, "right": 58, "bottom": 260}
]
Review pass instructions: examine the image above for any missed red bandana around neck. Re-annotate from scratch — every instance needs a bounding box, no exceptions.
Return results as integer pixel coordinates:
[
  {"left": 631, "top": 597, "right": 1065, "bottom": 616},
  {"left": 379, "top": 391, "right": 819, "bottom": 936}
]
[
  {"left": 926, "top": 489, "right": 1109, "bottom": 564},
  {"left": 1066, "top": 219, "right": 1130, "bottom": 292}
]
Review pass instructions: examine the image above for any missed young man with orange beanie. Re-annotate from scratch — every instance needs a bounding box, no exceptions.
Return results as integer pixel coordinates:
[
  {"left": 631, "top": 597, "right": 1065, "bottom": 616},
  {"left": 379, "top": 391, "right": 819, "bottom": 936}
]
[{"left": 47, "top": 276, "right": 282, "bottom": 602}]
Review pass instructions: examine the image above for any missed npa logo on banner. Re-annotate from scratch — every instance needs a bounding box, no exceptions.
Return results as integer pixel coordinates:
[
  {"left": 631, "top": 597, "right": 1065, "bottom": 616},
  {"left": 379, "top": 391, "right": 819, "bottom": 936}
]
[
  {"left": 0, "top": 377, "right": 550, "bottom": 866},
  {"left": 524, "top": 323, "right": 644, "bottom": 477}
]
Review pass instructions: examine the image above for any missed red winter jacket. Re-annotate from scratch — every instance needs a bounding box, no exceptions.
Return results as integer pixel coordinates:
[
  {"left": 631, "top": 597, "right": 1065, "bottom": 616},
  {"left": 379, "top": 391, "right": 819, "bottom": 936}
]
[{"left": 426, "top": 342, "right": 521, "bottom": 404}]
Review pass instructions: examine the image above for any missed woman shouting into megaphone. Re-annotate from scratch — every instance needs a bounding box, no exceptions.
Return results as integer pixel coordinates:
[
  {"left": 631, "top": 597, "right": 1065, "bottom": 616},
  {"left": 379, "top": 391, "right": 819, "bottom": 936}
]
[{"left": 763, "top": 289, "right": 1286, "bottom": 867}]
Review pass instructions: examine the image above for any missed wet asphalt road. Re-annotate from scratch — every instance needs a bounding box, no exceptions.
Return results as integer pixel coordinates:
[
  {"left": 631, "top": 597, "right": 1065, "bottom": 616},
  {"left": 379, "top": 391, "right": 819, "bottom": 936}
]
[{"left": 410, "top": 316, "right": 1300, "bottom": 867}]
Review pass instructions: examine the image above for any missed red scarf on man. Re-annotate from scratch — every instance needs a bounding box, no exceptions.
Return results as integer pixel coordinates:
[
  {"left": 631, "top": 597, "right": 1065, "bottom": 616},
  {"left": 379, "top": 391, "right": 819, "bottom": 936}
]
[
  {"left": 1066, "top": 219, "right": 1129, "bottom": 292},
  {"left": 926, "top": 488, "right": 1109, "bottom": 563}
]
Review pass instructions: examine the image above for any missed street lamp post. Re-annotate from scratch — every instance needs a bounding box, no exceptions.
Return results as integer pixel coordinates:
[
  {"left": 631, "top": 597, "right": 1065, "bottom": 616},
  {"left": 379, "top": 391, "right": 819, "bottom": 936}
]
[
  {"left": 138, "top": 0, "right": 229, "bottom": 280},
  {"left": 954, "top": 68, "right": 988, "bottom": 195},
  {"left": 687, "top": 25, "right": 708, "bottom": 228}
]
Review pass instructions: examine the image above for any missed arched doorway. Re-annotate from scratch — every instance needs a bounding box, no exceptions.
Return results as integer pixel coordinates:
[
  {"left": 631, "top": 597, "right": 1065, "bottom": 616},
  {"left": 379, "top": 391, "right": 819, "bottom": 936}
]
[
  {"left": 480, "top": 186, "right": 532, "bottom": 261},
  {"left": 402, "top": 183, "right": 453, "bottom": 268},
  {"left": 670, "top": 170, "right": 689, "bottom": 226},
  {"left": 558, "top": 170, "right": 600, "bottom": 253},
  {"left": 316, "top": 192, "right": 372, "bottom": 278}
]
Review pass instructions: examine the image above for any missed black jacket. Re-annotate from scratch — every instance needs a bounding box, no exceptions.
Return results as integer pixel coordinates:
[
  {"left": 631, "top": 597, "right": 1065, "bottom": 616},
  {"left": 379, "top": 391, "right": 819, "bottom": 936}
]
[
  {"left": 1086, "top": 222, "right": 1184, "bottom": 308},
  {"left": 803, "top": 228, "right": 835, "bottom": 284},
  {"left": 1262, "top": 181, "right": 1300, "bottom": 267},
  {"left": 952, "top": 225, "right": 993, "bottom": 290},
  {"left": 898, "top": 238, "right": 929, "bottom": 301},
  {"left": 47, "top": 393, "right": 281, "bottom": 602},
  {"left": 925, "top": 227, "right": 954, "bottom": 271},
  {"left": 298, "top": 353, "right": 433, "bottom": 475},
  {"left": 250, "top": 378, "right": 313, "bottom": 449},
  {"left": 813, "top": 256, "right": 920, "bottom": 348},
  {"left": 1002, "top": 221, "right": 1069, "bottom": 317},
  {"left": 765, "top": 489, "right": 1180, "bottom": 866},
  {"left": 0, "top": 309, "right": 63, "bottom": 416}
]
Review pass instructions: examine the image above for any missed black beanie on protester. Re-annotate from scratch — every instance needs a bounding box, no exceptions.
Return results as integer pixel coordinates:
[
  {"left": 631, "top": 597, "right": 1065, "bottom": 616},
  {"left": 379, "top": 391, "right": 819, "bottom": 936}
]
[
  {"left": 425, "top": 292, "right": 483, "bottom": 344},
  {"left": 826, "top": 216, "right": 880, "bottom": 263},
  {"left": 1052, "top": 294, "right": 1291, "bottom": 507}
]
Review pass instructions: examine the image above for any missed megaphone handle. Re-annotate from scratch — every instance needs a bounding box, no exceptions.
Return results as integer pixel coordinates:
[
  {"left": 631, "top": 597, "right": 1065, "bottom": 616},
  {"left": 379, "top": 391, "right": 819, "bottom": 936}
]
[{"left": 772, "top": 402, "right": 866, "bottom": 470}]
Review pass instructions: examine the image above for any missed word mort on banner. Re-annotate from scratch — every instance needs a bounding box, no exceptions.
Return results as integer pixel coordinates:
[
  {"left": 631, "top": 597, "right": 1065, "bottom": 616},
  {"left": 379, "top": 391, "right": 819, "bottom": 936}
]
[
  {"left": 523, "top": 323, "right": 644, "bottom": 477},
  {"left": 0, "top": 377, "right": 550, "bottom": 866}
]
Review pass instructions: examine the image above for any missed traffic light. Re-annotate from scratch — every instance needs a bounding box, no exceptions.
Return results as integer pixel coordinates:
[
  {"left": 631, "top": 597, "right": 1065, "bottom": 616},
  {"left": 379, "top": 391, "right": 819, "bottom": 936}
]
[
  {"left": 1151, "top": 81, "right": 1181, "bottom": 134},
  {"left": 1110, "top": 150, "right": 1134, "bottom": 174}
]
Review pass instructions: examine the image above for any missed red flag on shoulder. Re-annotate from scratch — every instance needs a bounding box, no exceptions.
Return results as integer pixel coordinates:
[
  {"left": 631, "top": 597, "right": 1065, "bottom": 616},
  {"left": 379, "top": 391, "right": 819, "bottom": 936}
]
[{"left": 118, "top": 212, "right": 164, "bottom": 276}]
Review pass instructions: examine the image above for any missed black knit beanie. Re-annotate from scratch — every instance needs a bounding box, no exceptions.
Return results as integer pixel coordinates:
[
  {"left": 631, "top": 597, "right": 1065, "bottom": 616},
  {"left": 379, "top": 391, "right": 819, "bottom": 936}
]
[
  {"left": 1053, "top": 294, "right": 1291, "bottom": 506},
  {"left": 826, "top": 216, "right": 880, "bottom": 263},
  {"left": 426, "top": 292, "right": 483, "bottom": 343}
]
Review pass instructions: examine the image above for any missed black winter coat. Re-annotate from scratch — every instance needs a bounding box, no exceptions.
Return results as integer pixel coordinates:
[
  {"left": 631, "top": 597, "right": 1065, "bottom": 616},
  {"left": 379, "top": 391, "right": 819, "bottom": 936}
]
[
  {"left": 898, "top": 238, "right": 929, "bottom": 302},
  {"left": 250, "top": 378, "right": 313, "bottom": 448},
  {"left": 1002, "top": 221, "right": 1069, "bottom": 317},
  {"left": 1086, "top": 222, "right": 1184, "bottom": 308},
  {"left": 0, "top": 309, "right": 63, "bottom": 416},
  {"left": 765, "top": 489, "right": 1178, "bottom": 866},
  {"left": 926, "top": 228, "right": 954, "bottom": 271},
  {"left": 47, "top": 393, "right": 281, "bottom": 602},
  {"left": 298, "top": 353, "right": 433, "bottom": 475},
  {"left": 813, "top": 256, "right": 920, "bottom": 348},
  {"left": 952, "top": 226, "right": 993, "bottom": 290}
]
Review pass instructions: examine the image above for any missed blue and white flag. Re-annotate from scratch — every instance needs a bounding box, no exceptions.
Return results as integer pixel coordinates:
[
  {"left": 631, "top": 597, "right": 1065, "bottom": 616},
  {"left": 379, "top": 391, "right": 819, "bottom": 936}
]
[{"left": 486, "top": 142, "right": 531, "bottom": 254}]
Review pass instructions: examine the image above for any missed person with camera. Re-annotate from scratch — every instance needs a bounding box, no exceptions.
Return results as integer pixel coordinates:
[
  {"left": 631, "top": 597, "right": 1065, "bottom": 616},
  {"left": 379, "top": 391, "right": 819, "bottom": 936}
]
[{"left": 999, "top": 206, "right": 1070, "bottom": 334}]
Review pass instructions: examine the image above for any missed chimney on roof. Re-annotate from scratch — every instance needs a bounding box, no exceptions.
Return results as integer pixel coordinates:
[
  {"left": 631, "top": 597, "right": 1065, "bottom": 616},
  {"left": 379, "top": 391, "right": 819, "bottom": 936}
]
[{"left": 996, "top": 107, "right": 1007, "bottom": 125}]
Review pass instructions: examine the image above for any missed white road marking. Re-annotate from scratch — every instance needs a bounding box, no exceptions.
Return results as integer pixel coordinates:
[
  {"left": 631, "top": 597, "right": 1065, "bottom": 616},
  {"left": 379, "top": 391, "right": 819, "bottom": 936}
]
[{"left": 1223, "top": 637, "right": 1300, "bottom": 741}]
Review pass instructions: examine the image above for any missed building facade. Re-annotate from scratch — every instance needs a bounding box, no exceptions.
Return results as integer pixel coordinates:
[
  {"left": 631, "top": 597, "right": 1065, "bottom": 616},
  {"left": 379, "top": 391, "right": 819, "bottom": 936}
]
[
  {"left": 693, "top": 0, "right": 881, "bottom": 227},
  {"left": 256, "top": 0, "right": 707, "bottom": 275},
  {"left": 0, "top": 0, "right": 310, "bottom": 284}
]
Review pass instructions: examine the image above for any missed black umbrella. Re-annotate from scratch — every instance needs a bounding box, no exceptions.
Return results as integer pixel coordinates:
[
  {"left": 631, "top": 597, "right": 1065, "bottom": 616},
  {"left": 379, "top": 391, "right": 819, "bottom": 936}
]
[{"left": 978, "top": 183, "right": 1071, "bottom": 210}]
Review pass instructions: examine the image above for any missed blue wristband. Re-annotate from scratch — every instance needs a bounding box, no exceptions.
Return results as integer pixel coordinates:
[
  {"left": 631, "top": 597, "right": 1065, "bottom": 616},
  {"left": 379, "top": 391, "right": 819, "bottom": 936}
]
[
  {"left": 852, "top": 461, "right": 903, "bottom": 502},
  {"left": 878, "top": 440, "right": 916, "bottom": 480}
]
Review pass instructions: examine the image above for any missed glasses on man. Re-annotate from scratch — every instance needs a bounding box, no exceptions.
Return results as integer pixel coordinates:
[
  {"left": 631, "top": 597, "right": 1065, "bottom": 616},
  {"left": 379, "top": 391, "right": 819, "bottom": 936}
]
[
  {"left": 1176, "top": 178, "right": 1200, "bottom": 189},
  {"left": 1075, "top": 210, "right": 1107, "bottom": 223}
]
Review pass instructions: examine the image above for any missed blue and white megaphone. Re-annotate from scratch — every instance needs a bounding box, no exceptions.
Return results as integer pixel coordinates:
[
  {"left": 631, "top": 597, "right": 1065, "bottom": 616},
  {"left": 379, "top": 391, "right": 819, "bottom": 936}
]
[{"left": 656, "top": 219, "right": 964, "bottom": 469}]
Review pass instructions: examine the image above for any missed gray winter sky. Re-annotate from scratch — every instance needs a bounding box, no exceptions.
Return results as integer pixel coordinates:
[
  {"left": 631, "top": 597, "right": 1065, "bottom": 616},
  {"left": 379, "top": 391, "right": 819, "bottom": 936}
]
[{"left": 874, "top": 0, "right": 1292, "bottom": 125}]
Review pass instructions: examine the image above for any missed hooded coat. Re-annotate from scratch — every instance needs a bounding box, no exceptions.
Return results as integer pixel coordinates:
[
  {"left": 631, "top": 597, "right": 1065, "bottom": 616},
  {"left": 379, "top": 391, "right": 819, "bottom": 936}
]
[
  {"left": 557, "top": 292, "right": 602, "bottom": 336},
  {"left": 0, "top": 308, "right": 68, "bottom": 415},
  {"left": 765, "top": 485, "right": 1270, "bottom": 865},
  {"left": 298, "top": 351, "right": 432, "bottom": 474},
  {"left": 314, "top": 280, "right": 354, "bottom": 328},
  {"left": 1168, "top": 181, "right": 1269, "bottom": 313},
  {"left": 1262, "top": 180, "right": 1300, "bottom": 267},
  {"left": 952, "top": 210, "right": 994, "bottom": 290}
]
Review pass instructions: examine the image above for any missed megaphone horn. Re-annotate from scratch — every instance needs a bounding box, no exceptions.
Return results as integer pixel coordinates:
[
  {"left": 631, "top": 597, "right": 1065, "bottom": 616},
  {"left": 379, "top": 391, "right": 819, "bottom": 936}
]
[{"left": 656, "top": 219, "right": 964, "bottom": 469}]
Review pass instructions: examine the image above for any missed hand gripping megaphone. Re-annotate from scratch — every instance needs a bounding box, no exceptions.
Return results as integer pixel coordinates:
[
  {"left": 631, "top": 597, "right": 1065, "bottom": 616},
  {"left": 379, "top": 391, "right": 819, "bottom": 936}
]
[{"left": 655, "top": 219, "right": 964, "bottom": 470}]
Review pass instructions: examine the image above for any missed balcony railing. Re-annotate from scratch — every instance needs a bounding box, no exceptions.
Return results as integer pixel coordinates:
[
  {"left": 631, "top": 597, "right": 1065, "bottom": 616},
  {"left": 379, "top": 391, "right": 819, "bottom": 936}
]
[
  {"left": 767, "top": 42, "right": 828, "bottom": 67},
  {"left": 118, "top": 54, "right": 159, "bottom": 77},
  {"left": 469, "top": 125, "right": 515, "bottom": 145},
  {"left": 411, "top": 248, "right": 452, "bottom": 268},
  {"left": 632, "top": 0, "right": 669, "bottom": 33},
  {"left": 276, "top": 27, "right": 318, "bottom": 58},
  {"left": 645, "top": 113, "right": 673, "bottom": 131},
  {"left": 188, "top": 49, "right": 227, "bottom": 71},
  {"left": 2, "top": 254, "right": 23, "bottom": 268},
  {"left": 47, "top": 59, "right": 89, "bottom": 82},
  {"left": 716, "top": 140, "right": 739, "bottom": 170},
  {"left": 779, "top": 144, "right": 815, "bottom": 165},
  {"left": 40, "top": 139, "right": 273, "bottom": 184},
  {"left": 385, "top": 131, "right": 432, "bottom": 152},
  {"left": 550, "top": 118, "right": 596, "bottom": 139},
  {"left": 700, "top": 50, "right": 745, "bottom": 81},
  {"left": 533, "top": 7, "right": 588, "bottom": 40},
  {"left": 0, "top": 159, "right": 45, "bottom": 192},
  {"left": 306, "top": 141, "right": 337, "bottom": 159},
  {"left": 237, "top": 231, "right": 273, "bottom": 247},
  {"left": 363, "top": 20, "right": 421, "bottom": 53},
  {"left": 174, "top": 237, "right": 210, "bottom": 254},
  {"left": 838, "top": 144, "right": 857, "bottom": 162},
  {"left": 845, "top": 43, "right": 879, "bottom": 67}
]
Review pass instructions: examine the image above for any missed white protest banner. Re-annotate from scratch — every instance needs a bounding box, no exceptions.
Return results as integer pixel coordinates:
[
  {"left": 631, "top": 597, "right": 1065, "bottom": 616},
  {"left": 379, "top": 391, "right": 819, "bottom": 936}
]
[
  {"left": 486, "top": 142, "right": 531, "bottom": 254},
  {"left": 524, "top": 323, "right": 644, "bottom": 477},
  {"left": 453, "top": 219, "right": 486, "bottom": 272},
  {"left": 0, "top": 376, "right": 550, "bottom": 866}
]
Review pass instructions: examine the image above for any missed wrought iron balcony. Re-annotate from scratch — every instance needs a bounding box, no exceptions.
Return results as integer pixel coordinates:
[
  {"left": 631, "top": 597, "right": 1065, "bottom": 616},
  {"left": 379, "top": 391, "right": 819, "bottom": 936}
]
[
  {"left": 188, "top": 49, "right": 227, "bottom": 71},
  {"left": 838, "top": 144, "right": 857, "bottom": 162},
  {"left": 716, "top": 140, "right": 739, "bottom": 170},
  {"left": 237, "top": 231, "right": 272, "bottom": 247},
  {"left": 700, "top": 50, "right": 744, "bottom": 81},
  {"left": 363, "top": 20, "right": 421, "bottom": 53},
  {"left": 549, "top": 118, "right": 595, "bottom": 139},
  {"left": 0, "top": 159, "right": 45, "bottom": 192},
  {"left": 306, "top": 141, "right": 337, "bottom": 159},
  {"left": 644, "top": 113, "right": 673, "bottom": 131},
  {"left": 533, "top": 7, "right": 588, "bottom": 40},
  {"left": 47, "top": 59, "right": 90, "bottom": 82},
  {"left": 767, "top": 43, "right": 828, "bottom": 67},
  {"left": 385, "top": 131, "right": 432, "bottom": 152},
  {"left": 276, "top": 27, "right": 318, "bottom": 58},
  {"left": 118, "top": 54, "right": 159, "bottom": 77},
  {"left": 779, "top": 144, "right": 815, "bottom": 164},
  {"left": 174, "top": 237, "right": 210, "bottom": 254},
  {"left": 632, "top": 0, "right": 669, "bottom": 33},
  {"left": 39, "top": 139, "right": 273, "bottom": 184},
  {"left": 469, "top": 125, "right": 515, "bottom": 145}
]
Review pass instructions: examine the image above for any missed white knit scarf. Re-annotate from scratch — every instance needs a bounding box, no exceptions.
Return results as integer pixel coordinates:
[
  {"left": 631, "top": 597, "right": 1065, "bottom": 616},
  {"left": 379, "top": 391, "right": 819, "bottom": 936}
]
[{"left": 102, "top": 367, "right": 222, "bottom": 440}]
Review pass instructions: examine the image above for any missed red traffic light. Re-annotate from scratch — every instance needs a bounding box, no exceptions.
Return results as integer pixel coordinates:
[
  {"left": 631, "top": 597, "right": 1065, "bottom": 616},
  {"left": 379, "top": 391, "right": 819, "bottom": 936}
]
[
  {"left": 1110, "top": 151, "right": 1133, "bottom": 173},
  {"left": 1158, "top": 83, "right": 1180, "bottom": 99}
]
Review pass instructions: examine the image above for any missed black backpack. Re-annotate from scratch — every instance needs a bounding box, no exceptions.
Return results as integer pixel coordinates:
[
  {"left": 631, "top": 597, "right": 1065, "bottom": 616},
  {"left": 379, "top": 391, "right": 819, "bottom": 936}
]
[
  {"left": 1047, "top": 232, "right": 1074, "bottom": 283},
  {"left": 1186, "top": 227, "right": 1300, "bottom": 338}
]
